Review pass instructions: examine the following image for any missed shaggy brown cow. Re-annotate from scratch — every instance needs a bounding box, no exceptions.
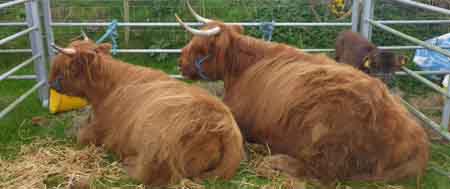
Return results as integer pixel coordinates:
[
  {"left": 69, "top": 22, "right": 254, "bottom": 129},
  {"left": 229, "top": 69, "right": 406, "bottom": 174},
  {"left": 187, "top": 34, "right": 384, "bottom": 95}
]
[
  {"left": 335, "top": 30, "right": 407, "bottom": 86},
  {"left": 48, "top": 38, "right": 244, "bottom": 186},
  {"left": 175, "top": 2, "right": 429, "bottom": 183}
]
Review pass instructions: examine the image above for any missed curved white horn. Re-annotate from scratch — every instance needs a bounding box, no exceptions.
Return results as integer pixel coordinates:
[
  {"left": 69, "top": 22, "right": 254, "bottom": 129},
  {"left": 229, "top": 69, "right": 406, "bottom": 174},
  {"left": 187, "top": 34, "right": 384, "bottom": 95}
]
[
  {"left": 175, "top": 14, "right": 220, "bottom": 37},
  {"left": 186, "top": 0, "right": 212, "bottom": 23},
  {"left": 51, "top": 43, "right": 76, "bottom": 55},
  {"left": 81, "top": 31, "right": 89, "bottom": 41}
]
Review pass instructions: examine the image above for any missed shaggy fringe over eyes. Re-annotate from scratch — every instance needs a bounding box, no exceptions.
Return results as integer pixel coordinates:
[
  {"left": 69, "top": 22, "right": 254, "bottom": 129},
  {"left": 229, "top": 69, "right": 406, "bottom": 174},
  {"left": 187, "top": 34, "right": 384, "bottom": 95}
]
[{"left": 59, "top": 46, "right": 99, "bottom": 84}]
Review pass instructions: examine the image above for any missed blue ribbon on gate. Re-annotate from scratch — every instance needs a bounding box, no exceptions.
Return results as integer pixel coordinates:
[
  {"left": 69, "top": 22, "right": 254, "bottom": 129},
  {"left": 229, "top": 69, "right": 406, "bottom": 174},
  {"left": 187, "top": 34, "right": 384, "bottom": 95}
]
[{"left": 96, "top": 19, "right": 119, "bottom": 55}]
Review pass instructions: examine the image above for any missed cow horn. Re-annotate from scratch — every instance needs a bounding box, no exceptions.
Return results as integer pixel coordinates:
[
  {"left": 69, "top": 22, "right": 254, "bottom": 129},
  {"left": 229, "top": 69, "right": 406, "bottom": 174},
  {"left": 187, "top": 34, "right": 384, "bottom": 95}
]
[
  {"left": 175, "top": 14, "right": 221, "bottom": 36},
  {"left": 51, "top": 43, "right": 76, "bottom": 55},
  {"left": 186, "top": 0, "right": 212, "bottom": 23},
  {"left": 81, "top": 31, "right": 89, "bottom": 41}
]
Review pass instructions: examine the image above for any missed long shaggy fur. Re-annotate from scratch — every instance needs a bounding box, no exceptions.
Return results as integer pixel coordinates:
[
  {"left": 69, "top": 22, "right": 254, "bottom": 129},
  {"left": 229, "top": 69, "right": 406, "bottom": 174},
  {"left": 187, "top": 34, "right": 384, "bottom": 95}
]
[
  {"left": 49, "top": 40, "right": 244, "bottom": 186},
  {"left": 178, "top": 21, "right": 429, "bottom": 182}
]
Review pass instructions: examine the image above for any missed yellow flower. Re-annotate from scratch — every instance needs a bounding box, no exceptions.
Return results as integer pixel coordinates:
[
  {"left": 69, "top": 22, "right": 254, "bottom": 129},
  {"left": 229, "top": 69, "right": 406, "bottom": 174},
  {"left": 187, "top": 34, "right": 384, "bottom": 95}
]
[{"left": 330, "top": 0, "right": 346, "bottom": 17}]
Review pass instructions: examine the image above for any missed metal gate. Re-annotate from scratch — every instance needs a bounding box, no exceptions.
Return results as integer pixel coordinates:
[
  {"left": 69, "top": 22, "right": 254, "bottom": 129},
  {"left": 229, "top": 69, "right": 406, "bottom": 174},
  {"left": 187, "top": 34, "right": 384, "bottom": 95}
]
[
  {"left": 360, "top": 0, "right": 450, "bottom": 140},
  {"left": 0, "top": 0, "right": 48, "bottom": 119}
]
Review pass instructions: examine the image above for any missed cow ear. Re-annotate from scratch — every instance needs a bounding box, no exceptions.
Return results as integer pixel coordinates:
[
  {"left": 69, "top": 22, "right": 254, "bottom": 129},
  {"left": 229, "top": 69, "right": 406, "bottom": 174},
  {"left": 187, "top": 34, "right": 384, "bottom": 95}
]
[
  {"left": 95, "top": 43, "right": 112, "bottom": 54},
  {"left": 397, "top": 55, "right": 407, "bottom": 66},
  {"left": 363, "top": 55, "right": 371, "bottom": 68}
]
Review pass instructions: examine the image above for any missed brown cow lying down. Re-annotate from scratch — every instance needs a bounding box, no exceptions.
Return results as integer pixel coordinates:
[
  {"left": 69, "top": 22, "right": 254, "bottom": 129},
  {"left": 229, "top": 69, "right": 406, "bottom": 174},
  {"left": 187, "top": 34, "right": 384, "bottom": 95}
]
[
  {"left": 335, "top": 30, "right": 407, "bottom": 86},
  {"left": 175, "top": 2, "right": 429, "bottom": 183},
  {"left": 48, "top": 38, "right": 244, "bottom": 186}
]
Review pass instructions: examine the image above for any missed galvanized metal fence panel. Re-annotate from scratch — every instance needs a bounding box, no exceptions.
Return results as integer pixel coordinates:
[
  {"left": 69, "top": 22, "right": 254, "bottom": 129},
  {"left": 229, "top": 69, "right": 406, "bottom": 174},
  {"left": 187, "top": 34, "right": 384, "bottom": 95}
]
[
  {"left": 361, "top": 0, "right": 450, "bottom": 139},
  {"left": 0, "top": 0, "right": 49, "bottom": 119}
]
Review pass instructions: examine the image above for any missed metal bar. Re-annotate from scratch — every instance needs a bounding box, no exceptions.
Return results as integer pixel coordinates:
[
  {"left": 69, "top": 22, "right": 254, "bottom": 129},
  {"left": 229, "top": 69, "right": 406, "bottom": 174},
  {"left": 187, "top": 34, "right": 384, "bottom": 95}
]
[
  {"left": 6, "top": 75, "right": 36, "bottom": 80},
  {"left": 123, "top": 0, "right": 130, "bottom": 46},
  {"left": 42, "top": 0, "right": 55, "bottom": 61},
  {"left": 442, "top": 77, "right": 450, "bottom": 131},
  {"left": 0, "top": 26, "right": 36, "bottom": 46},
  {"left": 0, "top": 81, "right": 45, "bottom": 119},
  {"left": 351, "top": 0, "right": 360, "bottom": 32},
  {"left": 361, "top": 0, "right": 375, "bottom": 40},
  {"left": 402, "top": 67, "right": 450, "bottom": 98},
  {"left": 400, "top": 98, "right": 450, "bottom": 141},
  {"left": 0, "top": 0, "right": 28, "bottom": 10},
  {"left": 113, "top": 48, "right": 336, "bottom": 54},
  {"left": 60, "top": 46, "right": 450, "bottom": 54},
  {"left": 65, "top": 46, "right": 450, "bottom": 54},
  {"left": 369, "top": 19, "right": 450, "bottom": 58},
  {"left": 379, "top": 45, "right": 447, "bottom": 50},
  {"left": 395, "top": 70, "right": 450, "bottom": 76},
  {"left": 378, "top": 20, "right": 450, "bottom": 25},
  {"left": 26, "top": 0, "right": 49, "bottom": 107},
  {"left": 391, "top": 0, "right": 450, "bottom": 16},
  {"left": 302, "top": 49, "right": 335, "bottom": 52},
  {"left": 51, "top": 22, "right": 352, "bottom": 27},
  {"left": 0, "top": 49, "right": 32, "bottom": 53},
  {"left": 170, "top": 74, "right": 183, "bottom": 79},
  {"left": 115, "top": 49, "right": 182, "bottom": 53},
  {"left": 0, "top": 22, "right": 28, "bottom": 27},
  {"left": 0, "top": 54, "right": 39, "bottom": 81}
]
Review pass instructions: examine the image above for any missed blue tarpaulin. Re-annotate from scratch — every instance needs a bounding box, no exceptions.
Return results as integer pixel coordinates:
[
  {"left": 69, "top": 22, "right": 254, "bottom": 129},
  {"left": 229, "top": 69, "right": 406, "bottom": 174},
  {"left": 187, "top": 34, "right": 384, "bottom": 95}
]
[{"left": 413, "top": 33, "right": 450, "bottom": 81}]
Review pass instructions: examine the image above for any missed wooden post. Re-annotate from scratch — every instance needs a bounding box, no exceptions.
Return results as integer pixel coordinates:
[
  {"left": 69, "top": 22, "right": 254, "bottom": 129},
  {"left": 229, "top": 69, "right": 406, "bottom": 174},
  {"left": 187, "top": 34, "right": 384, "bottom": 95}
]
[{"left": 123, "top": 0, "right": 130, "bottom": 47}]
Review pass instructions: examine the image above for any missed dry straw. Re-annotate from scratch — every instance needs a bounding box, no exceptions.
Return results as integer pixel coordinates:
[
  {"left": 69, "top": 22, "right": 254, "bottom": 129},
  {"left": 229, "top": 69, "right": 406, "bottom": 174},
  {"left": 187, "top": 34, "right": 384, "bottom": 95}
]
[{"left": 0, "top": 138, "right": 133, "bottom": 189}]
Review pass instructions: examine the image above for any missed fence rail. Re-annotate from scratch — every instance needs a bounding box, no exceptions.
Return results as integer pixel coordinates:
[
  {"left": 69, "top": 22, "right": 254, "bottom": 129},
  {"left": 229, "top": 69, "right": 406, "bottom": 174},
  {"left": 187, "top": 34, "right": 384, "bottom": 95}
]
[
  {"left": 368, "top": 19, "right": 450, "bottom": 58},
  {"left": 0, "top": 81, "right": 45, "bottom": 119},
  {"left": 0, "top": 0, "right": 28, "bottom": 9},
  {"left": 0, "top": 26, "right": 36, "bottom": 46},
  {"left": 50, "top": 22, "right": 354, "bottom": 27},
  {"left": 391, "top": 0, "right": 450, "bottom": 16},
  {"left": 0, "top": 22, "right": 28, "bottom": 26},
  {"left": 0, "top": 54, "right": 40, "bottom": 81}
]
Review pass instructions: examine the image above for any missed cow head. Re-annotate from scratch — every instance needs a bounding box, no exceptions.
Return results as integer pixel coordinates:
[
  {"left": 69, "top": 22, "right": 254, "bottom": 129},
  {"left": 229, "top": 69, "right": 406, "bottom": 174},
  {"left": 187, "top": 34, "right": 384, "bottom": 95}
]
[
  {"left": 49, "top": 34, "right": 112, "bottom": 98},
  {"left": 362, "top": 50, "right": 407, "bottom": 86},
  {"left": 176, "top": 0, "right": 244, "bottom": 80}
]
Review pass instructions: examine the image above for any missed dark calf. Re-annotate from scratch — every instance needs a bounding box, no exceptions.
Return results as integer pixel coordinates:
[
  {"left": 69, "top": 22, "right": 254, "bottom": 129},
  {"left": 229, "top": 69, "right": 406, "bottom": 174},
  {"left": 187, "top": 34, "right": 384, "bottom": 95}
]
[{"left": 335, "top": 30, "right": 406, "bottom": 86}]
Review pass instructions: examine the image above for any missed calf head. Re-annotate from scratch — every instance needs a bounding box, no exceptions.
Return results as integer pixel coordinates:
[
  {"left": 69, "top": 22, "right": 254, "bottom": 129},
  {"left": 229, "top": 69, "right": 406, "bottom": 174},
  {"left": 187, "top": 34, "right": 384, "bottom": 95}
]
[
  {"left": 49, "top": 35, "right": 112, "bottom": 98},
  {"left": 363, "top": 50, "right": 407, "bottom": 86},
  {"left": 176, "top": 0, "right": 244, "bottom": 81}
]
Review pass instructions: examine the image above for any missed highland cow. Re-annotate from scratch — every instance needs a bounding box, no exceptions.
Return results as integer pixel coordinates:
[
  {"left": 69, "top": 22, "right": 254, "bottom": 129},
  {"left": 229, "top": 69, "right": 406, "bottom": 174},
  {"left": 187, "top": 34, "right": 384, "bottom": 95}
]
[
  {"left": 335, "top": 30, "right": 407, "bottom": 86},
  {"left": 175, "top": 1, "right": 429, "bottom": 183},
  {"left": 48, "top": 38, "right": 244, "bottom": 186}
]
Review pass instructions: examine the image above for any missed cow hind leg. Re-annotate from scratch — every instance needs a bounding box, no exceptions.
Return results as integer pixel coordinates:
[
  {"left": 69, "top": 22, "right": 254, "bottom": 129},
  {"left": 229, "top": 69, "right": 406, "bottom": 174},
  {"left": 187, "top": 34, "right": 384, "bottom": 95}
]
[
  {"left": 377, "top": 154, "right": 426, "bottom": 182},
  {"left": 182, "top": 131, "right": 244, "bottom": 182},
  {"left": 182, "top": 134, "right": 225, "bottom": 180}
]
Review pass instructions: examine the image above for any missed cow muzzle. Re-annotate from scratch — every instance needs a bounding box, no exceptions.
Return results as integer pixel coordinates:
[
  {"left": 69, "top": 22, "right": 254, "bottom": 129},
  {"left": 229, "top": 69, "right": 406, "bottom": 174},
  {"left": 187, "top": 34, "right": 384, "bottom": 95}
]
[{"left": 49, "top": 75, "right": 63, "bottom": 93}]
